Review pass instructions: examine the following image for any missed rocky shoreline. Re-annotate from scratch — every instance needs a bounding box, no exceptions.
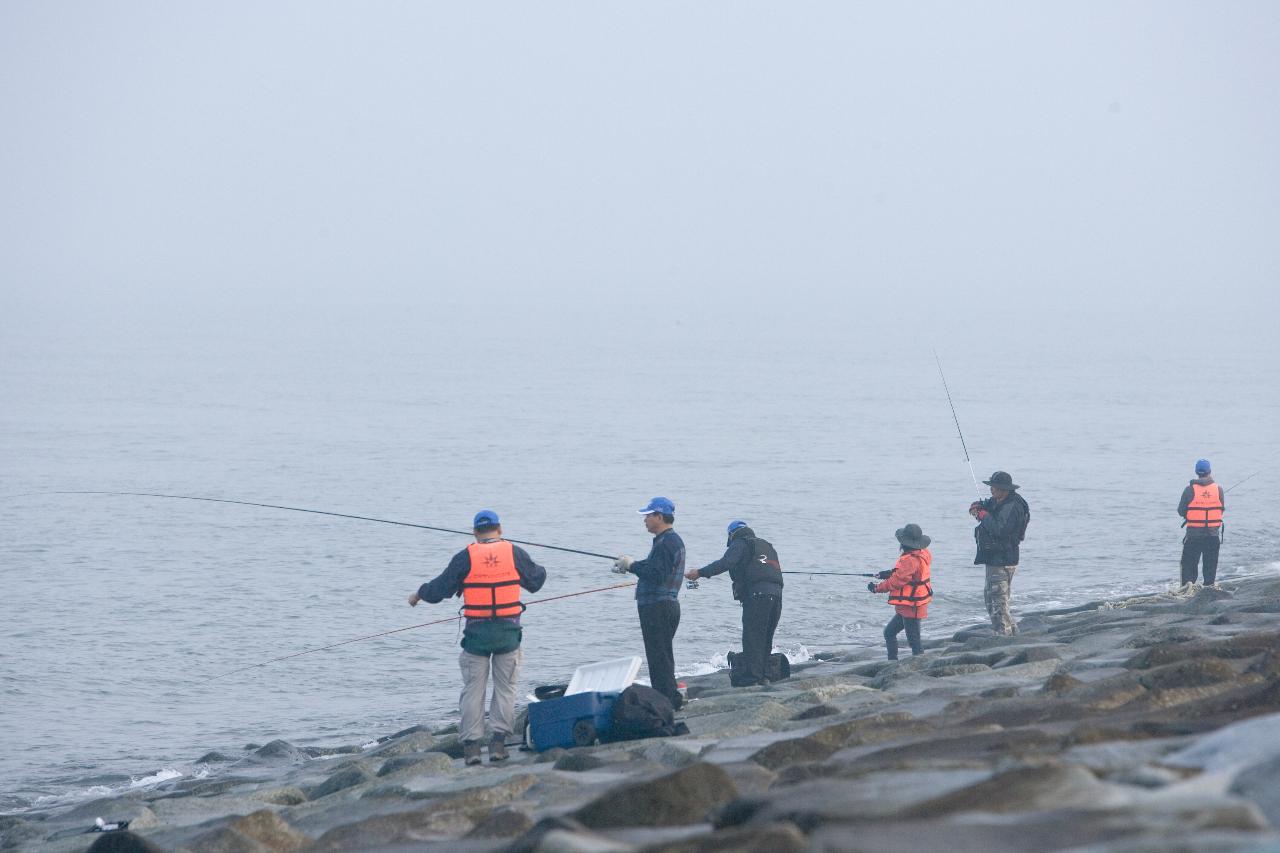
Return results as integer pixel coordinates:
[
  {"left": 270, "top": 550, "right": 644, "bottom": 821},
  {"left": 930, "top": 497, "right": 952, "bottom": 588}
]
[{"left": 6, "top": 574, "right": 1280, "bottom": 853}]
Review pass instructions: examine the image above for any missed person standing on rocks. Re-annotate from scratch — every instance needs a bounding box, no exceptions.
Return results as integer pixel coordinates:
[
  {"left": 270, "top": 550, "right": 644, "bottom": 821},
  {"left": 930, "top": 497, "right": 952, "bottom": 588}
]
[
  {"left": 970, "top": 471, "right": 1030, "bottom": 635},
  {"left": 614, "top": 496, "right": 686, "bottom": 709},
  {"left": 685, "top": 520, "right": 784, "bottom": 687},
  {"left": 409, "top": 509, "right": 546, "bottom": 766},
  {"left": 1178, "top": 458, "right": 1225, "bottom": 587},
  {"left": 868, "top": 523, "right": 933, "bottom": 659}
]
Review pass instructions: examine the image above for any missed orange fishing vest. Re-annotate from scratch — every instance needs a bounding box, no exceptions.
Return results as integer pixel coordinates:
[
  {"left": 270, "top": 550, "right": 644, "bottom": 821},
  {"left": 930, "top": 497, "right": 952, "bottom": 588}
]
[
  {"left": 888, "top": 551, "right": 933, "bottom": 610},
  {"left": 462, "top": 541, "right": 524, "bottom": 619},
  {"left": 1186, "top": 483, "right": 1224, "bottom": 529}
]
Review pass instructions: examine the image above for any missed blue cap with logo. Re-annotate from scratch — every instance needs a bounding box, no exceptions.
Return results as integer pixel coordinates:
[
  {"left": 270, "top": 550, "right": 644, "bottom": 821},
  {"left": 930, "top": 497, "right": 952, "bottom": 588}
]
[
  {"left": 637, "top": 496, "right": 675, "bottom": 515},
  {"left": 727, "top": 519, "right": 748, "bottom": 535},
  {"left": 1195, "top": 459, "right": 1211, "bottom": 476},
  {"left": 473, "top": 509, "right": 500, "bottom": 528}
]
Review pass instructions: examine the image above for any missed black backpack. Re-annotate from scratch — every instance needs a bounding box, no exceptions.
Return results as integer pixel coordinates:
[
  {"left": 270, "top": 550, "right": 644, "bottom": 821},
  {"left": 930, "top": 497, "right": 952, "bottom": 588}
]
[
  {"left": 730, "top": 537, "right": 784, "bottom": 601},
  {"left": 607, "top": 684, "right": 683, "bottom": 741}
]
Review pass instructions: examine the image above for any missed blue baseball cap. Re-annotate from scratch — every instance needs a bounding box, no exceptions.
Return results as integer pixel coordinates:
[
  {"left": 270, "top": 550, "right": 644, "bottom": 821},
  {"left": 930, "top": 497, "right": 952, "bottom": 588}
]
[
  {"left": 473, "top": 509, "right": 500, "bottom": 528},
  {"left": 727, "top": 520, "right": 748, "bottom": 535},
  {"left": 1195, "top": 459, "right": 1211, "bottom": 475},
  {"left": 637, "top": 496, "right": 675, "bottom": 515}
]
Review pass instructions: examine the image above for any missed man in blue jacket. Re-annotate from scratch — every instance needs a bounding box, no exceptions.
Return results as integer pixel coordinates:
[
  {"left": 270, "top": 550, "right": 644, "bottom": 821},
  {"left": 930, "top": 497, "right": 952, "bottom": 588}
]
[
  {"left": 614, "top": 497, "right": 685, "bottom": 709},
  {"left": 409, "top": 509, "right": 546, "bottom": 765}
]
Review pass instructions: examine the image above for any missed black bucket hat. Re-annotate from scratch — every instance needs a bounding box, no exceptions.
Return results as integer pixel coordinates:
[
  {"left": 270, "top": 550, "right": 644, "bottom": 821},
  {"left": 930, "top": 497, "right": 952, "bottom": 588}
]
[
  {"left": 983, "top": 471, "right": 1020, "bottom": 491},
  {"left": 895, "top": 523, "right": 931, "bottom": 550}
]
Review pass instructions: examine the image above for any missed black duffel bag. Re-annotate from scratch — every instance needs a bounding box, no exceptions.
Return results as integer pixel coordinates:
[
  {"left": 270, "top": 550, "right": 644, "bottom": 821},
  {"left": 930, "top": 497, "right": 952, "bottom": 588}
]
[
  {"left": 727, "top": 651, "right": 791, "bottom": 685},
  {"left": 606, "top": 684, "right": 687, "bottom": 742}
]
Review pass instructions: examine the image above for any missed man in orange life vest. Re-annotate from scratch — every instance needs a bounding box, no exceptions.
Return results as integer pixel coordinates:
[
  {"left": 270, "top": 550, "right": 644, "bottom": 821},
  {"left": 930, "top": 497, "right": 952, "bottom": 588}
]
[
  {"left": 868, "top": 524, "right": 933, "bottom": 659},
  {"left": 1178, "top": 459, "right": 1225, "bottom": 586},
  {"left": 409, "top": 509, "right": 546, "bottom": 766}
]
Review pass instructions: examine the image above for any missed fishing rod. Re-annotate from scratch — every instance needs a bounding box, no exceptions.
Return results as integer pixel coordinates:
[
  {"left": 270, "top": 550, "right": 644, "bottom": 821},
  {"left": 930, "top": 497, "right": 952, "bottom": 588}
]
[
  {"left": 933, "top": 349, "right": 983, "bottom": 501},
  {"left": 1226, "top": 470, "right": 1264, "bottom": 494},
  {"left": 40, "top": 493, "right": 894, "bottom": 580},
  {"left": 41, "top": 491, "right": 618, "bottom": 560},
  {"left": 211, "top": 580, "right": 637, "bottom": 680}
]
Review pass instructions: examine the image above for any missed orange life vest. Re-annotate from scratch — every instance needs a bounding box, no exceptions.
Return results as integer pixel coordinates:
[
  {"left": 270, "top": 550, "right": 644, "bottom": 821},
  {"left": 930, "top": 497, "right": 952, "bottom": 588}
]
[
  {"left": 888, "top": 551, "right": 933, "bottom": 610},
  {"left": 1185, "top": 483, "right": 1224, "bottom": 529},
  {"left": 462, "top": 541, "right": 524, "bottom": 619}
]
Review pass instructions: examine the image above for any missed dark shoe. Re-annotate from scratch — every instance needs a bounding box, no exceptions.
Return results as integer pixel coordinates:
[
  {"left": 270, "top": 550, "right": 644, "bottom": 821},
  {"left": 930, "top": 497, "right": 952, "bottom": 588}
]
[
  {"left": 488, "top": 734, "right": 509, "bottom": 762},
  {"left": 463, "top": 740, "right": 482, "bottom": 766}
]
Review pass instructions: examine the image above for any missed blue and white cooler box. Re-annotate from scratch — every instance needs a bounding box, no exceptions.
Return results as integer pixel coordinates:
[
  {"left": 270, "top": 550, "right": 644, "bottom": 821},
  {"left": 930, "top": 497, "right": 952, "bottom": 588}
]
[{"left": 526, "top": 657, "right": 641, "bottom": 751}]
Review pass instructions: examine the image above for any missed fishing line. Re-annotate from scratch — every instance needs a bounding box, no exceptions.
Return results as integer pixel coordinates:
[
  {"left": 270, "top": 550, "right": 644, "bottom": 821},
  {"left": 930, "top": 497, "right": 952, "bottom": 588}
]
[
  {"left": 37, "top": 491, "right": 619, "bottom": 560},
  {"left": 210, "top": 581, "right": 637, "bottom": 680},
  {"left": 933, "top": 349, "right": 984, "bottom": 500},
  {"left": 781, "top": 571, "right": 878, "bottom": 577}
]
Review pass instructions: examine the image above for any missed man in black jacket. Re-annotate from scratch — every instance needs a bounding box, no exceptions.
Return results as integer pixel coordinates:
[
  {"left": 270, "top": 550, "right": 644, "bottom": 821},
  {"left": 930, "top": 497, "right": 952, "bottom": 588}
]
[
  {"left": 685, "top": 520, "right": 783, "bottom": 687},
  {"left": 970, "top": 471, "right": 1030, "bottom": 635}
]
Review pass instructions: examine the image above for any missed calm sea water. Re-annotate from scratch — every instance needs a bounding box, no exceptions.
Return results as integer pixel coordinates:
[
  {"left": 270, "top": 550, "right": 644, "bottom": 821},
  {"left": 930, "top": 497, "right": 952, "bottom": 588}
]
[{"left": 2, "top": 302, "right": 1277, "bottom": 812}]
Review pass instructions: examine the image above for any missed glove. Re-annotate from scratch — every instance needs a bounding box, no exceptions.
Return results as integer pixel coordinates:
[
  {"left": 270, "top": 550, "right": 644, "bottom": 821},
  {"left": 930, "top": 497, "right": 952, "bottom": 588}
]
[
  {"left": 974, "top": 509, "right": 989, "bottom": 521},
  {"left": 867, "top": 581, "right": 878, "bottom": 593},
  {"left": 876, "top": 570, "right": 892, "bottom": 580},
  {"left": 613, "top": 555, "right": 633, "bottom": 574}
]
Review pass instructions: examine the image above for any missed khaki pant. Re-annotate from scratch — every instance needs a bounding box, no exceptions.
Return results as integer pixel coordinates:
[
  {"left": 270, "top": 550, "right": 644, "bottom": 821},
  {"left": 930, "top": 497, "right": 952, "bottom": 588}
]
[
  {"left": 458, "top": 647, "right": 522, "bottom": 743},
  {"left": 984, "top": 564, "right": 1018, "bottom": 635}
]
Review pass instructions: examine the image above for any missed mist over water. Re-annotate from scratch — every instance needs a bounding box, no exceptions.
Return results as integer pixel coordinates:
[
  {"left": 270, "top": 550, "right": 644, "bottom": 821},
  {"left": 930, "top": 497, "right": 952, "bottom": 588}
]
[
  {"left": 2, "top": 306, "right": 1277, "bottom": 810},
  {"left": 2, "top": 0, "right": 1278, "bottom": 815}
]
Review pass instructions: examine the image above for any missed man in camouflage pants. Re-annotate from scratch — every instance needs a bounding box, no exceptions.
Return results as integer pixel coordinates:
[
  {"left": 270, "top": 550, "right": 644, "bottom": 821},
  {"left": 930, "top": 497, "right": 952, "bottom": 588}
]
[{"left": 970, "top": 471, "right": 1031, "bottom": 635}]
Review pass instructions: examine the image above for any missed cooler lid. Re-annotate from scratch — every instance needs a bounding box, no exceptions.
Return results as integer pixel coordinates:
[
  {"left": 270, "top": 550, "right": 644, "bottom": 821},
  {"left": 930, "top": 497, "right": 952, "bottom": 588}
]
[{"left": 565, "top": 656, "right": 642, "bottom": 695}]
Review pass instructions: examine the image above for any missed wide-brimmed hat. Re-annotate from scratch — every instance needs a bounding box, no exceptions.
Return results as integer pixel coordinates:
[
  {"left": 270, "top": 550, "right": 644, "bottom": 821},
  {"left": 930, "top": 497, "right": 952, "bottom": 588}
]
[
  {"left": 895, "top": 523, "right": 931, "bottom": 550},
  {"left": 983, "top": 471, "right": 1020, "bottom": 491}
]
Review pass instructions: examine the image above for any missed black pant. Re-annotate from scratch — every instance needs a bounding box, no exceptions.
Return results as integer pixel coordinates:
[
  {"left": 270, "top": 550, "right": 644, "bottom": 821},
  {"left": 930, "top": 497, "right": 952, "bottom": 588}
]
[
  {"left": 1181, "top": 534, "right": 1221, "bottom": 585},
  {"left": 737, "top": 593, "right": 782, "bottom": 686},
  {"left": 884, "top": 614, "right": 922, "bottom": 660},
  {"left": 638, "top": 599, "right": 681, "bottom": 708}
]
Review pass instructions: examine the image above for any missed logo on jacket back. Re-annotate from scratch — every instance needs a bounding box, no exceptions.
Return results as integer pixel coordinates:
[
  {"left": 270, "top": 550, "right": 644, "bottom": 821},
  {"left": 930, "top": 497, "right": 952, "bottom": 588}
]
[{"left": 483, "top": 553, "right": 500, "bottom": 567}]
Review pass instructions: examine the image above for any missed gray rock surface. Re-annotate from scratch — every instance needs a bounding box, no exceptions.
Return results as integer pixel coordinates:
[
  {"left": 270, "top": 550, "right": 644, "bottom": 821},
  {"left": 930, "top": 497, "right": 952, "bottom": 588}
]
[
  {"left": 11, "top": 575, "right": 1280, "bottom": 852},
  {"left": 573, "top": 762, "right": 737, "bottom": 829}
]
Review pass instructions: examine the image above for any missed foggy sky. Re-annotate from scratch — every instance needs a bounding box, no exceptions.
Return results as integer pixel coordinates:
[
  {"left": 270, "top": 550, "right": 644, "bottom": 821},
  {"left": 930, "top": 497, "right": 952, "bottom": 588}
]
[{"left": 2, "top": 2, "right": 1278, "bottom": 341}]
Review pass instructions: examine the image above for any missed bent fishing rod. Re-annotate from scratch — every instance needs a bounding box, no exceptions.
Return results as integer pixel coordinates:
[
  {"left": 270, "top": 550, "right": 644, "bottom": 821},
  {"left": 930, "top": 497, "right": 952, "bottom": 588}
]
[
  {"left": 41, "top": 491, "right": 618, "bottom": 560},
  {"left": 211, "top": 581, "right": 637, "bottom": 680},
  {"left": 934, "top": 349, "right": 984, "bottom": 501},
  {"left": 40, "top": 492, "right": 882, "bottom": 578}
]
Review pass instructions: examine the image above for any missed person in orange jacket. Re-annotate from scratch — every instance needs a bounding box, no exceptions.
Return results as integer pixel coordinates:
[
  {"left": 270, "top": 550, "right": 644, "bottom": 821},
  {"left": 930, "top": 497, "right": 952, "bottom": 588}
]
[{"left": 867, "top": 524, "right": 933, "bottom": 660}]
